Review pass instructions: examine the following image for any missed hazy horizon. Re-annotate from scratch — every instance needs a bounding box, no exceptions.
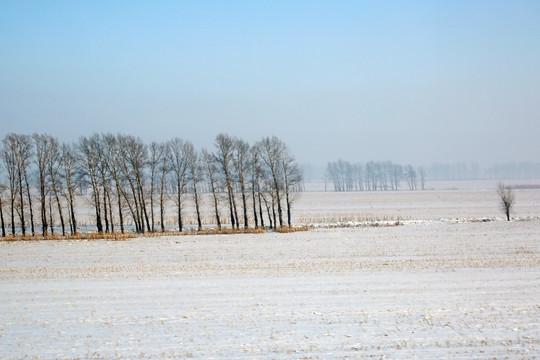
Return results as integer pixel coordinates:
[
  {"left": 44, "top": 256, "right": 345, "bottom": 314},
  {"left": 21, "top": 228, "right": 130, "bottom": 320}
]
[{"left": 1, "top": 1, "right": 539, "bottom": 167}]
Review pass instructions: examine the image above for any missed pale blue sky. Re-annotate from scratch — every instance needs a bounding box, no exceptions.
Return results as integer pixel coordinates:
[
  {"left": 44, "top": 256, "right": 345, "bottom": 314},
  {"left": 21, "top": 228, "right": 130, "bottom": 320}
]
[{"left": 1, "top": 1, "right": 539, "bottom": 165}]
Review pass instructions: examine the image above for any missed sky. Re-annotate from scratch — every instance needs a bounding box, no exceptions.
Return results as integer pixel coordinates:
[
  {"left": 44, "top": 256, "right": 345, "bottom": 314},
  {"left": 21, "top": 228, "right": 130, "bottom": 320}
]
[{"left": 1, "top": 0, "right": 539, "bottom": 166}]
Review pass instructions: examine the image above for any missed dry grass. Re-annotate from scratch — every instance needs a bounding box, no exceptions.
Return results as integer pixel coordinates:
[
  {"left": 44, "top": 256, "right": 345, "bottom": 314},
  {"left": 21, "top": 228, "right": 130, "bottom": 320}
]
[
  {"left": 0, "top": 232, "right": 138, "bottom": 242},
  {"left": 274, "top": 225, "right": 310, "bottom": 233},
  {"left": 0, "top": 226, "right": 309, "bottom": 241}
]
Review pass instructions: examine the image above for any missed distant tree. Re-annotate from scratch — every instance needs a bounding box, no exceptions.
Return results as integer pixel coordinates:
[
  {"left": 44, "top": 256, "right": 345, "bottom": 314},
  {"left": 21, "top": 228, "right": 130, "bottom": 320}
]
[
  {"left": 390, "top": 163, "right": 403, "bottom": 190},
  {"left": 418, "top": 167, "right": 426, "bottom": 190},
  {"left": 497, "top": 182, "right": 515, "bottom": 221},
  {"left": 405, "top": 165, "right": 417, "bottom": 190}
]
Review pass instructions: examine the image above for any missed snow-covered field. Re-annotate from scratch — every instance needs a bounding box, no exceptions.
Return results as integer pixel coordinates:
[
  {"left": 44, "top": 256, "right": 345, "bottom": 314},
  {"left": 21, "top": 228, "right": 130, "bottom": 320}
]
[{"left": 1, "top": 185, "right": 539, "bottom": 358}]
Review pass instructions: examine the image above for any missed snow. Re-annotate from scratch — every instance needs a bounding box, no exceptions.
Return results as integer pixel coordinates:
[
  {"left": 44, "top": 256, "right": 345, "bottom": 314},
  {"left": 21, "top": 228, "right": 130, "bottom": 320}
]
[{"left": 1, "top": 217, "right": 539, "bottom": 358}]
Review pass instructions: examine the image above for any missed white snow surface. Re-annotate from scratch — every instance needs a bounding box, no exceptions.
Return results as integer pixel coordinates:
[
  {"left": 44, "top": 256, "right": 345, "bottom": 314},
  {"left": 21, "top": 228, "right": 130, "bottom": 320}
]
[{"left": 1, "top": 220, "right": 539, "bottom": 359}]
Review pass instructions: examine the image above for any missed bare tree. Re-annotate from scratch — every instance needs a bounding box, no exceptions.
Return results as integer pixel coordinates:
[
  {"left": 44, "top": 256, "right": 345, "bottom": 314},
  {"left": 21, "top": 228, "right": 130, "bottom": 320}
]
[
  {"left": 158, "top": 144, "right": 171, "bottom": 232},
  {"left": 61, "top": 143, "right": 78, "bottom": 235},
  {"left": 77, "top": 135, "right": 104, "bottom": 233},
  {"left": 390, "top": 163, "right": 402, "bottom": 190},
  {"left": 103, "top": 134, "right": 129, "bottom": 234},
  {"left": 497, "top": 182, "right": 515, "bottom": 221},
  {"left": 149, "top": 142, "right": 166, "bottom": 232},
  {"left": 405, "top": 165, "right": 417, "bottom": 190},
  {"left": 2, "top": 136, "right": 18, "bottom": 235},
  {"left": 281, "top": 151, "right": 303, "bottom": 227},
  {"left": 3, "top": 134, "right": 34, "bottom": 235},
  {"left": 214, "top": 134, "right": 238, "bottom": 228},
  {"left": 20, "top": 136, "right": 36, "bottom": 236},
  {"left": 33, "top": 134, "right": 51, "bottom": 235},
  {"left": 258, "top": 136, "right": 285, "bottom": 227},
  {"left": 169, "top": 138, "right": 189, "bottom": 232},
  {"left": 233, "top": 138, "right": 250, "bottom": 228},
  {"left": 118, "top": 135, "right": 149, "bottom": 233},
  {"left": 47, "top": 136, "right": 66, "bottom": 236},
  {"left": 93, "top": 136, "right": 114, "bottom": 234},
  {"left": 185, "top": 141, "right": 203, "bottom": 231},
  {"left": 202, "top": 149, "right": 221, "bottom": 230},
  {"left": 418, "top": 167, "right": 426, "bottom": 190},
  {"left": 249, "top": 145, "right": 262, "bottom": 228}
]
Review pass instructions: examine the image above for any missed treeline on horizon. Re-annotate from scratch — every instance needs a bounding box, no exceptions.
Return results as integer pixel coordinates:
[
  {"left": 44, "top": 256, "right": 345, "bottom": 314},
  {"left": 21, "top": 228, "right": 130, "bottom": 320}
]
[
  {"left": 0, "top": 133, "right": 303, "bottom": 238},
  {"left": 325, "top": 159, "right": 540, "bottom": 192},
  {"left": 326, "top": 160, "right": 425, "bottom": 192}
]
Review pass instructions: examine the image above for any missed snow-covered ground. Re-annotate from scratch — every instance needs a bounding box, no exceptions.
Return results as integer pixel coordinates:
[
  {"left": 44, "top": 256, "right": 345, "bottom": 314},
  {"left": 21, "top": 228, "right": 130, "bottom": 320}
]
[{"left": 1, "top": 216, "right": 539, "bottom": 358}]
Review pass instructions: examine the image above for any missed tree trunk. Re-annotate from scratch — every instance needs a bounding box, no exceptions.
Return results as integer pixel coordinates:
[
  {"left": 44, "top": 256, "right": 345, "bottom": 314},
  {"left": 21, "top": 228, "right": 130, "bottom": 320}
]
[
  {"left": 0, "top": 196, "right": 6, "bottom": 237},
  {"left": 48, "top": 196, "right": 54, "bottom": 235},
  {"left": 251, "top": 186, "right": 258, "bottom": 229},
  {"left": 68, "top": 187, "right": 77, "bottom": 235},
  {"left": 107, "top": 190, "right": 114, "bottom": 233},
  {"left": 193, "top": 184, "right": 202, "bottom": 231},
  {"left": 159, "top": 178, "right": 166, "bottom": 232},
  {"left": 286, "top": 193, "right": 292, "bottom": 227},
  {"left": 102, "top": 186, "right": 109, "bottom": 233},
  {"left": 177, "top": 180, "right": 183, "bottom": 232},
  {"left": 228, "top": 191, "right": 236, "bottom": 228},
  {"left": 23, "top": 171, "right": 35, "bottom": 235},
  {"left": 241, "top": 186, "right": 248, "bottom": 228},
  {"left": 116, "top": 183, "right": 124, "bottom": 234},
  {"left": 18, "top": 172, "right": 25, "bottom": 235},
  {"left": 258, "top": 191, "right": 264, "bottom": 228},
  {"left": 10, "top": 197, "right": 15, "bottom": 235},
  {"left": 51, "top": 179, "right": 65, "bottom": 236}
]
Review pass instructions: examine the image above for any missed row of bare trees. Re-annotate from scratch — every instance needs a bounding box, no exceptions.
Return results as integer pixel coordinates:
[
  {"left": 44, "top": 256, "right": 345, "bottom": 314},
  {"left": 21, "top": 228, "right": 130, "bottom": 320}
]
[
  {"left": 0, "top": 133, "right": 303, "bottom": 237},
  {"left": 326, "top": 160, "right": 426, "bottom": 192}
]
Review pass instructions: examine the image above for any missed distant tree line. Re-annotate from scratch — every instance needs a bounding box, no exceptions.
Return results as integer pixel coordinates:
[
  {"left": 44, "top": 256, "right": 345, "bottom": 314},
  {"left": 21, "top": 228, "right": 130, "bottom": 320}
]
[
  {"left": 327, "top": 161, "right": 540, "bottom": 191},
  {"left": 326, "top": 160, "right": 425, "bottom": 192},
  {"left": 0, "top": 133, "right": 303, "bottom": 237}
]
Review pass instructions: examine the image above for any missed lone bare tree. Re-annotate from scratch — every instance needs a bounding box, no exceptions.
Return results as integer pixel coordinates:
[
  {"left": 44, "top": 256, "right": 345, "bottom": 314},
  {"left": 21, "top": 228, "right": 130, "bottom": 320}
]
[
  {"left": 418, "top": 167, "right": 426, "bottom": 190},
  {"left": 497, "top": 182, "right": 514, "bottom": 221}
]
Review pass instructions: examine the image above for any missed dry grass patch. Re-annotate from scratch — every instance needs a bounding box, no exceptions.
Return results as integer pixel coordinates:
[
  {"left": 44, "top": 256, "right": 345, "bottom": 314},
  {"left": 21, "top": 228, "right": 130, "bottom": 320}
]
[{"left": 1, "top": 226, "right": 310, "bottom": 241}]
